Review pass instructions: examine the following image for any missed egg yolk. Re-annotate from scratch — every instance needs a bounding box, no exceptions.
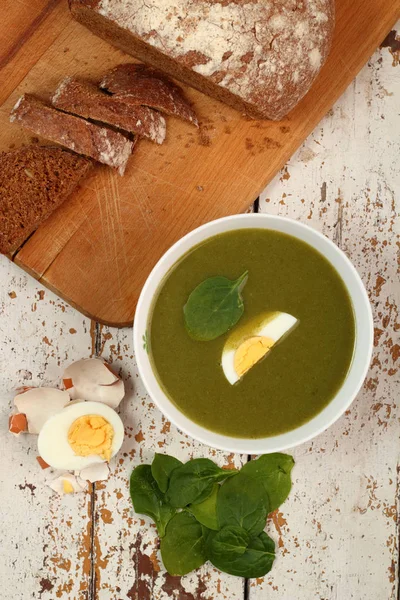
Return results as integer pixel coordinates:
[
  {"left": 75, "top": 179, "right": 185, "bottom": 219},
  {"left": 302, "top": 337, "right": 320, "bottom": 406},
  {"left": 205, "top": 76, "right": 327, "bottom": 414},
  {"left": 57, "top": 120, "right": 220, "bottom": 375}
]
[
  {"left": 234, "top": 336, "right": 274, "bottom": 378},
  {"left": 63, "top": 479, "right": 74, "bottom": 494},
  {"left": 68, "top": 415, "right": 114, "bottom": 461}
]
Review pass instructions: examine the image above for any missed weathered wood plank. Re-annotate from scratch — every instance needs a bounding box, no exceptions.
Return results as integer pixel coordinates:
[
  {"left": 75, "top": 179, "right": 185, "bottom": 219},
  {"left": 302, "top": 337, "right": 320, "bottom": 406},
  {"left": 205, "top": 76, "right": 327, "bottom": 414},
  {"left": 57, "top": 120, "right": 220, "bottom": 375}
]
[
  {"left": 252, "top": 35, "right": 400, "bottom": 600},
  {"left": 0, "top": 260, "right": 95, "bottom": 599},
  {"left": 90, "top": 326, "right": 246, "bottom": 600}
]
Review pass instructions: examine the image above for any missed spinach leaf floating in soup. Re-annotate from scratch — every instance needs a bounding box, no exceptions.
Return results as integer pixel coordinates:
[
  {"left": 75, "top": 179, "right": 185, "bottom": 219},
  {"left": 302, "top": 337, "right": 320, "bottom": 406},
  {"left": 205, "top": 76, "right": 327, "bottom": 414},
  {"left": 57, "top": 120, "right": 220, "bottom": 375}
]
[
  {"left": 183, "top": 271, "right": 248, "bottom": 341},
  {"left": 149, "top": 229, "right": 356, "bottom": 439}
]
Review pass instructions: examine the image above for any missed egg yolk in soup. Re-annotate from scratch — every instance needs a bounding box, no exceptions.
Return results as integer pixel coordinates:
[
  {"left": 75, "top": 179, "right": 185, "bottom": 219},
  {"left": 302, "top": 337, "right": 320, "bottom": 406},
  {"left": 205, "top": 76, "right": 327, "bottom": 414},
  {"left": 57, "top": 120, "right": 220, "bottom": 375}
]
[
  {"left": 68, "top": 415, "right": 113, "bottom": 461},
  {"left": 234, "top": 336, "right": 274, "bottom": 377}
]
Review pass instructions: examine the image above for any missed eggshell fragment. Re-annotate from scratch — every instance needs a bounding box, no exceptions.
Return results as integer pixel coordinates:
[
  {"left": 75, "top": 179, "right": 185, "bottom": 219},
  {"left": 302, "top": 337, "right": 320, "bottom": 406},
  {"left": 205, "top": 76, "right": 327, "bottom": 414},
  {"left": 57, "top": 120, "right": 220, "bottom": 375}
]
[
  {"left": 48, "top": 473, "right": 87, "bottom": 495},
  {"left": 9, "top": 413, "right": 28, "bottom": 435},
  {"left": 15, "top": 386, "right": 34, "bottom": 395},
  {"left": 14, "top": 388, "right": 71, "bottom": 434},
  {"left": 63, "top": 358, "right": 125, "bottom": 409},
  {"left": 36, "top": 456, "right": 50, "bottom": 469},
  {"left": 78, "top": 462, "right": 110, "bottom": 483},
  {"left": 63, "top": 378, "right": 73, "bottom": 390}
]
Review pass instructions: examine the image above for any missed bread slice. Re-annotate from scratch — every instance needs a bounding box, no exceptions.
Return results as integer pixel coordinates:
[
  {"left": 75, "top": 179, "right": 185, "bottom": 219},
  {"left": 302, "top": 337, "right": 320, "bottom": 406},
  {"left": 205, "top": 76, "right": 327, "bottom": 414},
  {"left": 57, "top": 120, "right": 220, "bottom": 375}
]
[
  {"left": 69, "top": 0, "right": 334, "bottom": 120},
  {"left": 0, "top": 146, "right": 91, "bottom": 255},
  {"left": 10, "top": 94, "right": 134, "bottom": 175},
  {"left": 52, "top": 77, "right": 166, "bottom": 144},
  {"left": 100, "top": 64, "right": 198, "bottom": 126}
]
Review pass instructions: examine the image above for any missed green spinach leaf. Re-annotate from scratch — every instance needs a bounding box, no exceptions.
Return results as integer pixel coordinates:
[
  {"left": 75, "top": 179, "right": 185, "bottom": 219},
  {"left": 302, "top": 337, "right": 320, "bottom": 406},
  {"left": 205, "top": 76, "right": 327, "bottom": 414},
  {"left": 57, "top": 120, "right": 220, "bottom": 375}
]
[
  {"left": 160, "top": 511, "right": 207, "bottom": 576},
  {"left": 188, "top": 483, "right": 219, "bottom": 530},
  {"left": 201, "top": 524, "right": 213, "bottom": 545},
  {"left": 207, "top": 526, "right": 275, "bottom": 578},
  {"left": 241, "top": 453, "right": 295, "bottom": 512},
  {"left": 166, "top": 458, "right": 238, "bottom": 508},
  {"left": 151, "top": 453, "right": 183, "bottom": 493},
  {"left": 206, "top": 525, "right": 248, "bottom": 561},
  {"left": 130, "top": 453, "right": 292, "bottom": 580},
  {"left": 130, "top": 465, "right": 175, "bottom": 537},
  {"left": 217, "top": 472, "right": 269, "bottom": 536},
  {"left": 183, "top": 271, "right": 248, "bottom": 341}
]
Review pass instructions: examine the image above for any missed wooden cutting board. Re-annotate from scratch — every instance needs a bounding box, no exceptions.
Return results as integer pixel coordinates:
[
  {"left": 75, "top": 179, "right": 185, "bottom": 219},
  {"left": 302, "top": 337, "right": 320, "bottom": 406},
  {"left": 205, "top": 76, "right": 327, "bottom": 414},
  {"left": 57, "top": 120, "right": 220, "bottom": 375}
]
[{"left": 1, "top": 0, "right": 399, "bottom": 326}]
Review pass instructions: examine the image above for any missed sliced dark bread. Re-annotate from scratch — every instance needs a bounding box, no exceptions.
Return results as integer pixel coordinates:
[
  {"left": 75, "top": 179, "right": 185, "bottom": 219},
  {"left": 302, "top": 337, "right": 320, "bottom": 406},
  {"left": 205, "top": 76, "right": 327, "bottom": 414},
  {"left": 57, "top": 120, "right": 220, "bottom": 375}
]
[
  {"left": 0, "top": 146, "right": 91, "bottom": 255},
  {"left": 10, "top": 94, "right": 134, "bottom": 175},
  {"left": 52, "top": 77, "right": 166, "bottom": 145},
  {"left": 100, "top": 64, "right": 198, "bottom": 126}
]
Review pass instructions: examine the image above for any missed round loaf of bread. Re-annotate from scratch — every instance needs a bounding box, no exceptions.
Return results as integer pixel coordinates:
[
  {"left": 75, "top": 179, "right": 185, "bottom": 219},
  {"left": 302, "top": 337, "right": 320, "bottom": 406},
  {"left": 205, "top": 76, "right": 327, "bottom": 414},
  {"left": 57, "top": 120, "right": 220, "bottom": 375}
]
[
  {"left": 211, "top": 0, "right": 336, "bottom": 119},
  {"left": 71, "top": 0, "right": 335, "bottom": 120}
]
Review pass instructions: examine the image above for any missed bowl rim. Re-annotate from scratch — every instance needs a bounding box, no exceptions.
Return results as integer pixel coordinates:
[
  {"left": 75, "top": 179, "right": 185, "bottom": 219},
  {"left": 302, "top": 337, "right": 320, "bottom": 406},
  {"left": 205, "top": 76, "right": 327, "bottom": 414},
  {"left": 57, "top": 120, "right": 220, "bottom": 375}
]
[{"left": 133, "top": 214, "right": 373, "bottom": 454}]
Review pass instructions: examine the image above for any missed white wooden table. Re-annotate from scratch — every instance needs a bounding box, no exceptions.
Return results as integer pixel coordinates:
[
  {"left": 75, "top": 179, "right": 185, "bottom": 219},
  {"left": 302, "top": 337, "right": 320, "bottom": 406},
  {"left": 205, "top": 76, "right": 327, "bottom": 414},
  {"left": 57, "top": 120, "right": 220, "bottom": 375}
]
[{"left": 1, "top": 26, "right": 399, "bottom": 600}]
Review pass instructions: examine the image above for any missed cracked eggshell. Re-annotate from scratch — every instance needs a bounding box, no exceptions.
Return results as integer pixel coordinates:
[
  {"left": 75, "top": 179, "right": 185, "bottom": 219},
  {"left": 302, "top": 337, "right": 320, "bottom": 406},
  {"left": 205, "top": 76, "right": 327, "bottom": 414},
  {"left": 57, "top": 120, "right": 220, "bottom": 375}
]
[
  {"left": 63, "top": 357, "right": 125, "bottom": 409},
  {"left": 14, "top": 388, "right": 71, "bottom": 434},
  {"left": 36, "top": 456, "right": 50, "bottom": 469},
  {"left": 48, "top": 473, "right": 88, "bottom": 495},
  {"left": 9, "top": 413, "right": 28, "bottom": 435},
  {"left": 78, "top": 462, "right": 110, "bottom": 483}
]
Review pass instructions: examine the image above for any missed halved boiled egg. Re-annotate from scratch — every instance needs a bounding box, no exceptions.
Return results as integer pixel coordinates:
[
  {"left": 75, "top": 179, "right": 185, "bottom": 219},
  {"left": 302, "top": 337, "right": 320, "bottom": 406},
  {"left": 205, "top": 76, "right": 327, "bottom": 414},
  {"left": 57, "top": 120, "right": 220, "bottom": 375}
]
[
  {"left": 221, "top": 311, "right": 298, "bottom": 385},
  {"left": 38, "top": 401, "right": 124, "bottom": 470}
]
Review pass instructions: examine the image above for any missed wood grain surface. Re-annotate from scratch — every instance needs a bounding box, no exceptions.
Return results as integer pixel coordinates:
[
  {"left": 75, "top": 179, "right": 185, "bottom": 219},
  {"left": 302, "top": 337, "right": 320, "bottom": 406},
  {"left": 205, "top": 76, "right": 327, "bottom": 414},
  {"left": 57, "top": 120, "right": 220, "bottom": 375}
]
[
  {"left": 0, "top": 24, "right": 399, "bottom": 599},
  {"left": 0, "top": 0, "right": 399, "bottom": 325}
]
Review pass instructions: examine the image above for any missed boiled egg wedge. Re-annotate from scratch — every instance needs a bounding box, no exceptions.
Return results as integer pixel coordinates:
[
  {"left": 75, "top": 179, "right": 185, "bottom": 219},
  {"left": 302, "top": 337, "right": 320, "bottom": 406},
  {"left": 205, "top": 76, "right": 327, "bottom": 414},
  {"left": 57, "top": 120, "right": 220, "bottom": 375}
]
[
  {"left": 221, "top": 311, "right": 298, "bottom": 385},
  {"left": 38, "top": 401, "right": 124, "bottom": 470}
]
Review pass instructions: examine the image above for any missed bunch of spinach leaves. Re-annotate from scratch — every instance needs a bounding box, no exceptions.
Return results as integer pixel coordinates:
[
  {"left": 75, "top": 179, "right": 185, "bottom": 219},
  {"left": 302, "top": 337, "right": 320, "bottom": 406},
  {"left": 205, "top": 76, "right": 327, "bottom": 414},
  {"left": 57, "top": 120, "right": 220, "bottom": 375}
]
[{"left": 130, "top": 452, "right": 294, "bottom": 579}]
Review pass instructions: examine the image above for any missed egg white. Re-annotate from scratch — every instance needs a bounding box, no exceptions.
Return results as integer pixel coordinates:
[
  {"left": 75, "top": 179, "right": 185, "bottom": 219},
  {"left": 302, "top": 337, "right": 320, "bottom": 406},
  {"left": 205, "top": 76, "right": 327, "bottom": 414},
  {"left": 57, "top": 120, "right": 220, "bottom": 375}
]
[
  {"left": 221, "top": 312, "right": 298, "bottom": 385},
  {"left": 38, "top": 401, "right": 124, "bottom": 470}
]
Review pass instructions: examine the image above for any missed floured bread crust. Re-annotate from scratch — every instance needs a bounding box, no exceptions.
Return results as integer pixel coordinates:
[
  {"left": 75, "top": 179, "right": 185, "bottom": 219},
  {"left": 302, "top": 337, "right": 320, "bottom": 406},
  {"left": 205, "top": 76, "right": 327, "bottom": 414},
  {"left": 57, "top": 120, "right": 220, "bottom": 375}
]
[{"left": 70, "top": 0, "right": 334, "bottom": 120}]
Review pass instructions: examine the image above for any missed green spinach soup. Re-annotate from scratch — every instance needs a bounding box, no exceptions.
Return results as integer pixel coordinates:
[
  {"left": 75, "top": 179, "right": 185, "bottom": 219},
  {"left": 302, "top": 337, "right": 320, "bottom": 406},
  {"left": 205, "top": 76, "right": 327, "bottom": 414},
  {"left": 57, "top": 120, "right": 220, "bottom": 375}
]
[{"left": 149, "top": 229, "right": 355, "bottom": 438}]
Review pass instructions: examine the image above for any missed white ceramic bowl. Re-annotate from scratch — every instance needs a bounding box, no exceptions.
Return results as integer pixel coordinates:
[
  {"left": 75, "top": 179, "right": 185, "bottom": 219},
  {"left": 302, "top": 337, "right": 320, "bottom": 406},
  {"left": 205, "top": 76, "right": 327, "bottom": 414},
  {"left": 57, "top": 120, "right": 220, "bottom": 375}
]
[{"left": 133, "top": 214, "right": 373, "bottom": 454}]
